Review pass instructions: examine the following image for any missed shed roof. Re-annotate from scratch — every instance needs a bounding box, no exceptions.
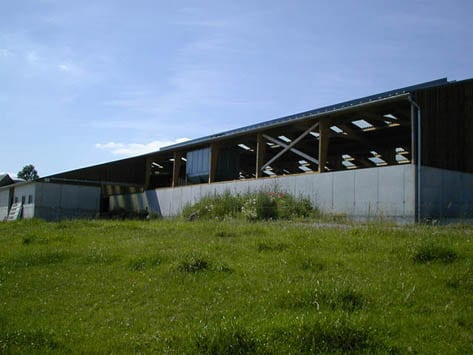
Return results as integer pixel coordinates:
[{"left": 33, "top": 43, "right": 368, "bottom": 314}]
[
  {"left": 0, "top": 174, "right": 14, "bottom": 187},
  {"left": 161, "top": 78, "right": 448, "bottom": 152},
  {"left": 45, "top": 77, "right": 454, "bottom": 183}
]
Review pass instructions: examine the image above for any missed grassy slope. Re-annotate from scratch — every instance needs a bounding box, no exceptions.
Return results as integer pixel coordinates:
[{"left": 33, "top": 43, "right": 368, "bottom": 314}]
[{"left": 0, "top": 219, "right": 472, "bottom": 354}]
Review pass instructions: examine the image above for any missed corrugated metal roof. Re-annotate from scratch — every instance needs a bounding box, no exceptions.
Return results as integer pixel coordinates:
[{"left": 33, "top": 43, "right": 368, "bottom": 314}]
[
  {"left": 41, "top": 77, "right": 451, "bottom": 181},
  {"left": 161, "top": 78, "right": 448, "bottom": 151}
]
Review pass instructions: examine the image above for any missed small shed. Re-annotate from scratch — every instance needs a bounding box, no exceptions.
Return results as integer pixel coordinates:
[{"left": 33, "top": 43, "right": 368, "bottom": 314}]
[{"left": 0, "top": 181, "right": 101, "bottom": 221}]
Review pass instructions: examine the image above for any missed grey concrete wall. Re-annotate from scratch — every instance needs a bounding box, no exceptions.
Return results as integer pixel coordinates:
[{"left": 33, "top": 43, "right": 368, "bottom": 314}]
[
  {"left": 420, "top": 166, "right": 473, "bottom": 219},
  {"left": 0, "top": 189, "right": 10, "bottom": 220},
  {"left": 110, "top": 165, "right": 416, "bottom": 221},
  {"left": 34, "top": 183, "right": 101, "bottom": 221},
  {"left": 13, "top": 183, "right": 36, "bottom": 219}
]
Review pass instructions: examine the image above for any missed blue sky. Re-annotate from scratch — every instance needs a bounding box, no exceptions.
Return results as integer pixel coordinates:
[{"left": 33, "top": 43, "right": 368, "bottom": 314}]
[{"left": 1, "top": 0, "right": 473, "bottom": 177}]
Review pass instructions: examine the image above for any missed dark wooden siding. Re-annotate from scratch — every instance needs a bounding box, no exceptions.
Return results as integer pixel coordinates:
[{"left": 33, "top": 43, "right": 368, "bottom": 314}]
[{"left": 414, "top": 79, "right": 473, "bottom": 173}]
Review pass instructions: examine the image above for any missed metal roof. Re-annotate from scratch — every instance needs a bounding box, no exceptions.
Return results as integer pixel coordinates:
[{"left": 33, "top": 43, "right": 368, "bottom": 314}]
[
  {"left": 42, "top": 77, "right": 450, "bottom": 180},
  {"left": 161, "top": 78, "right": 448, "bottom": 151},
  {"left": 0, "top": 174, "right": 16, "bottom": 187}
]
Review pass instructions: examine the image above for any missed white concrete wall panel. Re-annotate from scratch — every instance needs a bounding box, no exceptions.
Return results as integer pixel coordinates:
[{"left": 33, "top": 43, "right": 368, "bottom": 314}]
[
  {"left": 332, "top": 170, "right": 356, "bottom": 215},
  {"left": 111, "top": 165, "right": 417, "bottom": 221},
  {"left": 311, "top": 171, "right": 333, "bottom": 212},
  {"left": 403, "top": 165, "right": 416, "bottom": 216},
  {"left": 354, "top": 168, "right": 378, "bottom": 217},
  {"left": 378, "top": 165, "right": 411, "bottom": 217}
]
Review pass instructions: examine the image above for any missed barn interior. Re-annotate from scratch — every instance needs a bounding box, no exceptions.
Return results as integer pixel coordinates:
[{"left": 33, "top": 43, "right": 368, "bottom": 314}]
[{"left": 42, "top": 77, "right": 473, "bottom": 210}]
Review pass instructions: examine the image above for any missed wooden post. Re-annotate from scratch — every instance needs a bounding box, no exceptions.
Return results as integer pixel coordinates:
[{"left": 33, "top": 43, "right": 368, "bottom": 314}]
[
  {"left": 144, "top": 157, "right": 152, "bottom": 190},
  {"left": 172, "top": 152, "right": 182, "bottom": 187},
  {"left": 256, "top": 133, "right": 266, "bottom": 178},
  {"left": 380, "top": 148, "right": 397, "bottom": 165},
  {"left": 208, "top": 143, "right": 219, "bottom": 183},
  {"left": 318, "top": 119, "right": 329, "bottom": 173}
]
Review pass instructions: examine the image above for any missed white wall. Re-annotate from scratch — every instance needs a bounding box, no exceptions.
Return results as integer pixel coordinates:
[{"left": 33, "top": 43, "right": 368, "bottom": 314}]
[
  {"left": 13, "top": 183, "right": 36, "bottom": 219},
  {"left": 0, "top": 189, "right": 10, "bottom": 220},
  {"left": 110, "top": 165, "right": 416, "bottom": 221}
]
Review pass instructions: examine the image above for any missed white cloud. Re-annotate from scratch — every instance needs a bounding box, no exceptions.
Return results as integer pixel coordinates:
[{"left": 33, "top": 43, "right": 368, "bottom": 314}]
[
  {"left": 0, "top": 49, "right": 14, "bottom": 57},
  {"left": 58, "top": 63, "right": 71, "bottom": 71},
  {"left": 95, "top": 138, "right": 190, "bottom": 156},
  {"left": 26, "top": 50, "right": 39, "bottom": 63}
]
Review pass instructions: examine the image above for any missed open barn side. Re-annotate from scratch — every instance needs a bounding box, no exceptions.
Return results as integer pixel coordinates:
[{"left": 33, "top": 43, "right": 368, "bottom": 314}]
[{"left": 110, "top": 165, "right": 416, "bottom": 222}]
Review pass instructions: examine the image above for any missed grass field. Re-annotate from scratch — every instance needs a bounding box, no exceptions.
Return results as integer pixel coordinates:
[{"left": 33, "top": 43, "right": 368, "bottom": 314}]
[{"left": 0, "top": 218, "right": 472, "bottom": 353}]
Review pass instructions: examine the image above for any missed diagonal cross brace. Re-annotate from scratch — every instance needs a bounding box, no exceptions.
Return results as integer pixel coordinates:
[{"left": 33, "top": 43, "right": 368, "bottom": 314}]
[
  {"left": 262, "top": 135, "right": 319, "bottom": 168},
  {"left": 260, "top": 121, "right": 319, "bottom": 171}
]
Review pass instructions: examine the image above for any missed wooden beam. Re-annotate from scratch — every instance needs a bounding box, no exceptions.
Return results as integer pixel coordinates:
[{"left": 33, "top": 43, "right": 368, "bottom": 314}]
[
  {"left": 256, "top": 133, "right": 266, "bottom": 178},
  {"left": 261, "top": 121, "right": 319, "bottom": 171},
  {"left": 334, "top": 123, "right": 367, "bottom": 143},
  {"left": 208, "top": 143, "right": 220, "bottom": 183},
  {"left": 172, "top": 152, "right": 182, "bottom": 188},
  {"left": 144, "top": 157, "right": 152, "bottom": 190},
  {"left": 329, "top": 155, "right": 344, "bottom": 171},
  {"left": 263, "top": 134, "right": 319, "bottom": 166},
  {"left": 353, "top": 154, "right": 376, "bottom": 168},
  {"left": 318, "top": 119, "right": 329, "bottom": 173},
  {"left": 379, "top": 148, "right": 397, "bottom": 165}
]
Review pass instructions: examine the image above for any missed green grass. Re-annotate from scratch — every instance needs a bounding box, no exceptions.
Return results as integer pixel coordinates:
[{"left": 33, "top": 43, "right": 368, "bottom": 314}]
[{"left": 0, "top": 219, "right": 472, "bottom": 353}]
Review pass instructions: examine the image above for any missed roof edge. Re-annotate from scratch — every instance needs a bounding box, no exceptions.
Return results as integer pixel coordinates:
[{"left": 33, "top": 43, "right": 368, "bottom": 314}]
[{"left": 161, "top": 78, "right": 448, "bottom": 151}]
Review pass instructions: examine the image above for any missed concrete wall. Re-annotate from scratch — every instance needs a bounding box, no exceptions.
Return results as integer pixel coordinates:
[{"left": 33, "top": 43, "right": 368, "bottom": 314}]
[
  {"left": 34, "top": 183, "right": 101, "bottom": 221},
  {"left": 420, "top": 166, "right": 473, "bottom": 219},
  {"left": 110, "top": 165, "right": 416, "bottom": 221},
  {"left": 0, "top": 189, "right": 10, "bottom": 220},
  {"left": 13, "top": 183, "right": 36, "bottom": 219}
]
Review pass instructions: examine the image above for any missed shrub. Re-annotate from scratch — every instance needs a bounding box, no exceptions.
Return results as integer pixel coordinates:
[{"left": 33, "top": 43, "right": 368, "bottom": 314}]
[
  {"left": 182, "top": 192, "right": 243, "bottom": 220},
  {"left": 183, "top": 190, "right": 315, "bottom": 221},
  {"left": 242, "top": 192, "right": 277, "bottom": 221},
  {"left": 276, "top": 193, "right": 313, "bottom": 219}
]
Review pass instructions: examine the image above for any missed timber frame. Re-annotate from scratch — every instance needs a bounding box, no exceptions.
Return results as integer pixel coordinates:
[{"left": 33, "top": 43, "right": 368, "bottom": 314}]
[{"left": 44, "top": 77, "right": 473, "bottom": 209}]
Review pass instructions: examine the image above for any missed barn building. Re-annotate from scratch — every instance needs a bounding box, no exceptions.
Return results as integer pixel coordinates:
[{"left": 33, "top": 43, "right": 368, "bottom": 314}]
[{"left": 2, "top": 77, "right": 473, "bottom": 222}]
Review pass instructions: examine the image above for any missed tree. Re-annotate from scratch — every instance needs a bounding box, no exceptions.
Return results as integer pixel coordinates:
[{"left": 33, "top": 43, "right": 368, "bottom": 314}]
[{"left": 17, "top": 164, "right": 39, "bottom": 181}]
